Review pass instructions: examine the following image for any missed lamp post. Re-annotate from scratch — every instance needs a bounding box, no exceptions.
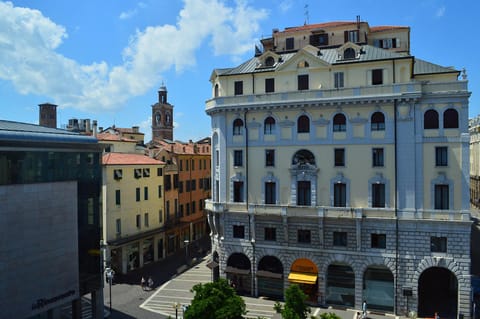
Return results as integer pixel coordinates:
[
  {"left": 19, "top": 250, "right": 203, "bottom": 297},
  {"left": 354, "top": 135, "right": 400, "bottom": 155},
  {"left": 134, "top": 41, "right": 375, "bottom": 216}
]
[
  {"left": 105, "top": 267, "right": 114, "bottom": 314},
  {"left": 184, "top": 239, "right": 189, "bottom": 264},
  {"left": 173, "top": 302, "right": 181, "bottom": 319}
]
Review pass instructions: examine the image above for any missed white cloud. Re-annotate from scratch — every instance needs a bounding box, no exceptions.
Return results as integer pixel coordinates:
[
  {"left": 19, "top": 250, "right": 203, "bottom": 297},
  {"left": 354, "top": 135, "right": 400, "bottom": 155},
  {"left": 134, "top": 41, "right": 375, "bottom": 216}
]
[
  {"left": 0, "top": 0, "right": 268, "bottom": 112},
  {"left": 279, "top": 0, "right": 293, "bottom": 13},
  {"left": 119, "top": 2, "right": 147, "bottom": 20}
]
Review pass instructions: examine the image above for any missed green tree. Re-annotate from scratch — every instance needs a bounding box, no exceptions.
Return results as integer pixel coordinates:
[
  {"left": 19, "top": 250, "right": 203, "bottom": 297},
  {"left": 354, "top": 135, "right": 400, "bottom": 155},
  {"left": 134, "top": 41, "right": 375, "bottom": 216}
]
[
  {"left": 274, "top": 284, "right": 310, "bottom": 319},
  {"left": 184, "top": 279, "right": 247, "bottom": 319}
]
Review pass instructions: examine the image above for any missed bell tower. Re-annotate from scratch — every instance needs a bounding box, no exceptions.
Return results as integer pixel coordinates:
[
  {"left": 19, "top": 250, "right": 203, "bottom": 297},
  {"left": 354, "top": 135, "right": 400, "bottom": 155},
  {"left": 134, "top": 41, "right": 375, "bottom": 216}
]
[{"left": 152, "top": 84, "right": 174, "bottom": 141}]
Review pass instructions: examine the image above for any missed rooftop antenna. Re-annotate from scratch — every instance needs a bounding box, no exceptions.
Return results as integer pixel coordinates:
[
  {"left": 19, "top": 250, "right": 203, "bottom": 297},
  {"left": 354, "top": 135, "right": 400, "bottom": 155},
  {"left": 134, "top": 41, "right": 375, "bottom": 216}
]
[{"left": 304, "top": 4, "right": 309, "bottom": 25}]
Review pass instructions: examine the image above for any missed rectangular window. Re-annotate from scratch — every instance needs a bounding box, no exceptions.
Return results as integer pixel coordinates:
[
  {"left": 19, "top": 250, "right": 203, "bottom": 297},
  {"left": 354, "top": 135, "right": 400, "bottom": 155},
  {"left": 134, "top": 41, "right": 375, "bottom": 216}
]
[
  {"left": 136, "top": 214, "right": 141, "bottom": 228},
  {"left": 434, "top": 184, "right": 449, "bottom": 209},
  {"left": 144, "top": 213, "right": 149, "bottom": 227},
  {"left": 165, "top": 175, "right": 171, "bottom": 191},
  {"left": 157, "top": 167, "right": 163, "bottom": 176},
  {"left": 158, "top": 185, "right": 162, "bottom": 198},
  {"left": 371, "top": 233, "right": 386, "bottom": 249},
  {"left": 134, "top": 168, "right": 142, "bottom": 179},
  {"left": 265, "top": 78, "right": 275, "bottom": 93},
  {"left": 436, "top": 147, "right": 448, "bottom": 166},
  {"left": 334, "top": 148, "right": 345, "bottom": 166},
  {"left": 179, "top": 204, "right": 184, "bottom": 217},
  {"left": 265, "top": 182, "right": 276, "bottom": 205},
  {"left": 297, "top": 181, "right": 311, "bottom": 206},
  {"left": 179, "top": 160, "right": 183, "bottom": 171},
  {"left": 191, "top": 179, "right": 196, "bottom": 191},
  {"left": 372, "top": 148, "right": 384, "bottom": 167},
  {"left": 166, "top": 200, "right": 170, "bottom": 218},
  {"left": 186, "top": 180, "right": 191, "bottom": 192},
  {"left": 136, "top": 187, "right": 141, "bottom": 202},
  {"left": 173, "top": 174, "right": 179, "bottom": 189},
  {"left": 334, "top": 72, "right": 344, "bottom": 89},
  {"left": 431, "top": 236, "right": 447, "bottom": 252},
  {"left": 186, "top": 160, "right": 189, "bottom": 171},
  {"left": 143, "top": 168, "right": 150, "bottom": 177},
  {"left": 333, "top": 231, "right": 347, "bottom": 246},
  {"left": 372, "top": 183, "right": 385, "bottom": 208},
  {"left": 144, "top": 186, "right": 148, "bottom": 200},
  {"left": 265, "top": 149, "right": 275, "bottom": 166},
  {"left": 191, "top": 159, "right": 195, "bottom": 171},
  {"left": 334, "top": 183, "right": 346, "bottom": 207},
  {"left": 233, "top": 181, "right": 244, "bottom": 202},
  {"left": 310, "top": 33, "right": 328, "bottom": 46},
  {"left": 159, "top": 209, "right": 163, "bottom": 223},
  {"left": 186, "top": 203, "right": 190, "bottom": 216},
  {"left": 115, "top": 189, "right": 121, "bottom": 205},
  {"left": 116, "top": 218, "right": 121, "bottom": 234},
  {"left": 234, "top": 150, "right": 243, "bottom": 167},
  {"left": 192, "top": 201, "right": 196, "bottom": 214},
  {"left": 372, "top": 69, "right": 383, "bottom": 85},
  {"left": 344, "top": 30, "right": 359, "bottom": 43},
  {"left": 286, "top": 37, "right": 294, "bottom": 50},
  {"left": 113, "top": 169, "right": 123, "bottom": 180},
  {"left": 233, "top": 225, "right": 245, "bottom": 239},
  {"left": 264, "top": 227, "right": 276, "bottom": 241},
  {"left": 298, "top": 74, "right": 309, "bottom": 90},
  {"left": 179, "top": 181, "right": 184, "bottom": 193},
  {"left": 234, "top": 81, "right": 243, "bottom": 95},
  {"left": 297, "top": 229, "right": 311, "bottom": 243},
  {"left": 199, "top": 199, "right": 203, "bottom": 211}
]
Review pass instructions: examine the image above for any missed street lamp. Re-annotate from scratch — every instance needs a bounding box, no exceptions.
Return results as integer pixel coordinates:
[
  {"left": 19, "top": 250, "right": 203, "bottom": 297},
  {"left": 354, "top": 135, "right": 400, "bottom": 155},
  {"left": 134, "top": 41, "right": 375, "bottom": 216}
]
[
  {"left": 105, "top": 267, "right": 115, "bottom": 314},
  {"left": 173, "top": 302, "right": 181, "bottom": 319},
  {"left": 184, "top": 239, "right": 189, "bottom": 264}
]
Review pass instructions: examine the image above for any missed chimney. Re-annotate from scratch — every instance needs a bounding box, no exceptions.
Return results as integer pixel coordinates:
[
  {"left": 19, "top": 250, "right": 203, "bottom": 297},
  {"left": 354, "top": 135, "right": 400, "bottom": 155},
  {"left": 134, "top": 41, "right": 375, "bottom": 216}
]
[
  {"left": 92, "top": 120, "right": 98, "bottom": 138},
  {"left": 132, "top": 126, "right": 139, "bottom": 133},
  {"left": 39, "top": 103, "right": 58, "bottom": 128}
]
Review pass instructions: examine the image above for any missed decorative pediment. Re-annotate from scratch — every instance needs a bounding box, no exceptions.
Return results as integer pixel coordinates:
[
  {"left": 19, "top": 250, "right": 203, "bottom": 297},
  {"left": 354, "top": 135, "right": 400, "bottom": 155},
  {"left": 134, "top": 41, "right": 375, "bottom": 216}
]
[
  {"left": 256, "top": 51, "right": 282, "bottom": 69},
  {"left": 277, "top": 46, "right": 330, "bottom": 72},
  {"left": 336, "top": 42, "right": 363, "bottom": 61}
]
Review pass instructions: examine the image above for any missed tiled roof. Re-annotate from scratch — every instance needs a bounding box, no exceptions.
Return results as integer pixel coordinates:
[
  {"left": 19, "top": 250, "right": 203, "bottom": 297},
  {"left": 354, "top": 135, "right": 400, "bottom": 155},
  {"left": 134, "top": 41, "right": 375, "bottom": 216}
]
[
  {"left": 370, "top": 26, "right": 409, "bottom": 33},
  {"left": 97, "top": 132, "right": 137, "bottom": 142},
  {"left": 281, "top": 21, "right": 357, "bottom": 33},
  {"left": 102, "top": 152, "right": 164, "bottom": 165}
]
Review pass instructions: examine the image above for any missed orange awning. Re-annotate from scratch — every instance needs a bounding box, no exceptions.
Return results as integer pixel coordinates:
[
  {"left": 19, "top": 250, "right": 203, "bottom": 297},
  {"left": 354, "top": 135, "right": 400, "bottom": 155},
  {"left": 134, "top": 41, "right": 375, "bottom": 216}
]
[{"left": 288, "top": 272, "right": 317, "bottom": 284}]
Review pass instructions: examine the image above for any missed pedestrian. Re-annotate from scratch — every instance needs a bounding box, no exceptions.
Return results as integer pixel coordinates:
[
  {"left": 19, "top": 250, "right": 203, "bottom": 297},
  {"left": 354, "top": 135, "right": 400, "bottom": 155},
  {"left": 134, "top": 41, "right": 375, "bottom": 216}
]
[
  {"left": 141, "top": 276, "right": 146, "bottom": 290},
  {"left": 148, "top": 276, "right": 154, "bottom": 290},
  {"left": 362, "top": 300, "right": 367, "bottom": 319}
]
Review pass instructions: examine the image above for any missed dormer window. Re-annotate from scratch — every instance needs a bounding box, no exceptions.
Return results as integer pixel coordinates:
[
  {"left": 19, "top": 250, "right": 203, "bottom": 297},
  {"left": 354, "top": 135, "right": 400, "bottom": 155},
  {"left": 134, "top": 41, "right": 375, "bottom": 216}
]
[
  {"left": 265, "top": 56, "right": 275, "bottom": 67},
  {"left": 344, "top": 48, "right": 356, "bottom": 59}
]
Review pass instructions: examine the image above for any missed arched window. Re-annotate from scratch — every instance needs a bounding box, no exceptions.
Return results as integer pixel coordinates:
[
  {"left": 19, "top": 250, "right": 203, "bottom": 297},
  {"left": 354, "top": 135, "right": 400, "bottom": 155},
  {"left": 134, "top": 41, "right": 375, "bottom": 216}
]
[
  {"left": 424, "top": 110, "right": 439, "bottom": 129},
  {"left": 233, "top": 118, "right": 244, "bottom": 136},
  {"left": 292, "top": 149, "right": 316, "bottom": 165},
  {"left": 443, "top": 108, "right": 459, "bottom": 128},
  {"left": 297, "top": 115, "right": 310, "bottom": 133},
  {"left": 265, "top": 56, "right": 275, "bottom": 67},
  {"left": 371, "top": 112, "right": 385, "bottom": 131},
  {"left": 333, "top": 113, "right": 346, "bottom": 132},
  {"left": 264, "top": 116, "right": 276, "bottom": 134},
  {"left": 214, "top": 84, "right": 219, "bottom": 97},
  {"left": 344, "top": 48, "right": 356, "bottom": 59}
]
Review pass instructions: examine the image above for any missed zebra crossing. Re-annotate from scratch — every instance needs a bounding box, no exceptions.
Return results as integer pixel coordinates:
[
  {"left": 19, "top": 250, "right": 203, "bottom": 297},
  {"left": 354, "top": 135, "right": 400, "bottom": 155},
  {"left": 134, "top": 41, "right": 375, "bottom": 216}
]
[{"left": 140, "top": 258, "right": 280, "bottom": 318}]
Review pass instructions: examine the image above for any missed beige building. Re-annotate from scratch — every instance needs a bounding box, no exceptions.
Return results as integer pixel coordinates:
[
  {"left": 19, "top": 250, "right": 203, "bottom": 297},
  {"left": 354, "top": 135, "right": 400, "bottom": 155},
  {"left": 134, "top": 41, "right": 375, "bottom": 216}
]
[
  {"left": 100, "top": 130, "right": 166, "bottom": 274},
  {"left": 206, "top": 20, "right": 471, "bottom": 318}
]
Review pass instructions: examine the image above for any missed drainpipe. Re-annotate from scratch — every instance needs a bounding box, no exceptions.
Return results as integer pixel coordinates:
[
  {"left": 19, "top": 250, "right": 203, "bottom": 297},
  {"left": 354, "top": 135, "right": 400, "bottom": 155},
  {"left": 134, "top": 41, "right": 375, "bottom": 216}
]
[{"left": 393, "top": 58, "right": 400, "bottom": 315}]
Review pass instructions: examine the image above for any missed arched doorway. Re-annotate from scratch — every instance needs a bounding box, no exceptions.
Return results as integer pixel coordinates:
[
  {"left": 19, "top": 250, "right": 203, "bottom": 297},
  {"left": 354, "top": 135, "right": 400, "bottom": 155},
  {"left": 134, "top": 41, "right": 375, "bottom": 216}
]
[
  {"left": 207, "top": 251, "right": 220, "bottom": 282},
  {"left": 288, "top": 258, "right": 318, "bottom": 303},
  {"left": 363, "top": 265, "right": 394, "bottom": 312},
  {"left": 226, "top": 253, "right": 251, "bottom": 295},
  {"left": 326, "top": 263, "right": 355, "bottom": 307},
  {"left": 418, "top": 267, "right": 458, "bottom": 318},
  {"left": 257, "top": 256, "right": 284, "bottom": 299}
]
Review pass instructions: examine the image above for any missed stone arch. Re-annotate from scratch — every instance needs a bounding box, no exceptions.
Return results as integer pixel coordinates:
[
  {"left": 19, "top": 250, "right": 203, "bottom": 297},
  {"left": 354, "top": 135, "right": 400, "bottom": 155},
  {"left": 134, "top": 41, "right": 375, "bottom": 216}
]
[{"left": 412, "top": 257, "right": 465, "bottom": 295}]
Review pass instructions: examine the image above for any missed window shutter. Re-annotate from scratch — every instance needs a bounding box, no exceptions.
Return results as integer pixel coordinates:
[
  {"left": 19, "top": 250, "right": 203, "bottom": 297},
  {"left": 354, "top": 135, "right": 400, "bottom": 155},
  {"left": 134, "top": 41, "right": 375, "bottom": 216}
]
[
  {"left": 367, "top": 70, "right": 372, "bottom": 85},
  {"left": 344, "top": 31, "right": 348, "bottom": 43},
  {"left": 396, "top": 38, "right": 400, "bottom": 48}
]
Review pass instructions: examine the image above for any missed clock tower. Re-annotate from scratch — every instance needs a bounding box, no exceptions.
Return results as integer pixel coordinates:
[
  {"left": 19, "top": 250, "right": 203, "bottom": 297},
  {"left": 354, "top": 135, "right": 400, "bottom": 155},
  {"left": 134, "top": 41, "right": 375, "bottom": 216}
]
[{"left": 151, "top": 84, "right": 174, "bottom": 141}]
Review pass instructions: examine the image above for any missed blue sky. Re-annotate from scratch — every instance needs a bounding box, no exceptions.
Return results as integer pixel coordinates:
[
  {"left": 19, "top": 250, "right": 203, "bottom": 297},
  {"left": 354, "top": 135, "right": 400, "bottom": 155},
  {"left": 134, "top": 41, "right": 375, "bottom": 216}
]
[{"left": 1, "top": 0, "right": 478, "bottom": 142}]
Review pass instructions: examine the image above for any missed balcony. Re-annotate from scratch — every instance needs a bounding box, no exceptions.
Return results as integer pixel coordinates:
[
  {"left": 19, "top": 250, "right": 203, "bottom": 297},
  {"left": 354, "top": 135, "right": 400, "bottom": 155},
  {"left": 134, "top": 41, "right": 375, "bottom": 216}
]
[
  {"left": 205, "top": 81, "right": 468, "bottom": 112},
  {"left": 204, "top": 200, "right": 470, "bottom": 221}
]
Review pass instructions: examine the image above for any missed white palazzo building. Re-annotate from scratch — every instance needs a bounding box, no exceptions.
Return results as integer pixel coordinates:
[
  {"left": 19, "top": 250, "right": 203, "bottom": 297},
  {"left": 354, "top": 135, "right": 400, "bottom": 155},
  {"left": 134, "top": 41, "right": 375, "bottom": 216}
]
[{"left": 205, "top": 20, "right": 471, "bottom": 318}]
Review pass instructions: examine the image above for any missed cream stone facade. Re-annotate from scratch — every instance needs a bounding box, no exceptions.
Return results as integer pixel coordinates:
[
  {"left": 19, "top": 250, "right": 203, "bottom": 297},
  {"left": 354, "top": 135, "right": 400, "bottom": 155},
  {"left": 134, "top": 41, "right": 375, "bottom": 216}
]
[{"left": 206, "top": 20, "right": 471, "bottom": 318}]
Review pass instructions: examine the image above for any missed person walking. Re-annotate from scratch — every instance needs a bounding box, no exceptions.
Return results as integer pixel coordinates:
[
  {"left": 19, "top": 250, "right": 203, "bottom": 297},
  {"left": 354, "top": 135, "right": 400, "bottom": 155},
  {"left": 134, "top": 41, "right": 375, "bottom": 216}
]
[
  {"left": 362, "top": 300, "right": 367, "bottom": 319},
  {"left": 141, "top": 276, "right": 146, "bottom": 290}
]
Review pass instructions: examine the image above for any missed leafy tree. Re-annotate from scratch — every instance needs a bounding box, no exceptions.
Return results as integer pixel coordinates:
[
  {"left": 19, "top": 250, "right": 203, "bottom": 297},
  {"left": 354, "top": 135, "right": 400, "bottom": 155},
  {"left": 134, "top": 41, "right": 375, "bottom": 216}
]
[
  {"left": 184, "top": 279, "right": 247, "bottom": 319},
  {"left": 274, "top": 284, "right": 310, "bottom": 319}
]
